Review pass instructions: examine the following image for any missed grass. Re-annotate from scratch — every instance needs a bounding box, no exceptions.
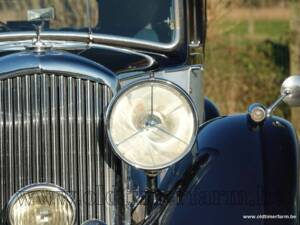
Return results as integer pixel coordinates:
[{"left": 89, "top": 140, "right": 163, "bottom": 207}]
[
  {"left": 205, "top": 6, "right": 291, "bottom": 117},
  {"left": 205, "top": 18, "right": 290, "bottom": 117},
  {"left": 255, "top": 20, "right": 289, "bottom": 37},
  {"left": 221, "top": 20, "right": 289, "bottom": 40}
]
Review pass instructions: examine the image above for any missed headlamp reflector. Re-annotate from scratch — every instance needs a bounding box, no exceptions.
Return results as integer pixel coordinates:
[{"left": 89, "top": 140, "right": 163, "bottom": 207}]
[
  {"left": 107, "top": 79, "right": 198, "bottom": 170},
  {"left": 8, "top": 184, "right": 75, "bottom": 225}
]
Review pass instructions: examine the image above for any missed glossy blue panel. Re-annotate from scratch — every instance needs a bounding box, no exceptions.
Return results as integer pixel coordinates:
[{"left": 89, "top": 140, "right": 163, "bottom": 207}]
[
  {"left": 149, "top": 114, "right": 298, "bottom": 225},
  {"left": 204, "top": 97, "right": 220, "bottom": 122},
  {"left": 0, "top": 50, "right": 118, "bottom": 92}
]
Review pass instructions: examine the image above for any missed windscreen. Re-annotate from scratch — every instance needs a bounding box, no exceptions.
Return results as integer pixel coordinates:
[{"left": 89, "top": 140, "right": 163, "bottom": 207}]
[{"left": 0, "top": 0, "right": 176, "bottom": 43}]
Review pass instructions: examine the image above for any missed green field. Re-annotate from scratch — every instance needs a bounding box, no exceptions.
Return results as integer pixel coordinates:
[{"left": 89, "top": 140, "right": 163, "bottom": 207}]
[
  {"left": 206, "top": 18, "right": 290, "bottom": 117},
  {"left": 222, "top": 20, "right": 289, "bottom": 40}
]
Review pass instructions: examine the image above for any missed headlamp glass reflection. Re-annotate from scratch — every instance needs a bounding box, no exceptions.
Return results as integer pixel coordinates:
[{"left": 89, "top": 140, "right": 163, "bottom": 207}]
[
  {"left": 108, "top": 80, "right": 197, "bottom": 170},
  {"left": 9, "top": 185, "right": 75, "bottom": 225}
]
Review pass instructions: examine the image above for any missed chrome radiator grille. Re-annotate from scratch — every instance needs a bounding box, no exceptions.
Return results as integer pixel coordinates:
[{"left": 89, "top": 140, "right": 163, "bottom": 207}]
[{"left": 0, "top": 73, "right": 123, "bottom": 224}]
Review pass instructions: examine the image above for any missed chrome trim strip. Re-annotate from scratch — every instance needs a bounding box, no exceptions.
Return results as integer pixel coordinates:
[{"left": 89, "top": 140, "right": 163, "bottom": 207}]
[
  {"left": 0, "top": 29, "right": 180, "bottom": 52},
  {"left": 0, "top": 80, "right": 4, "bottom": 209},
  {"left": 24, "top": 76, "right": 32, "bottom": 184},
  {"left": 50, "top": 75, "right": 60, "bottom": 184},
  {"left": 59, "top": 76, "right": 69, "bottom": 189},
  {"left": 41, "top": 74, "right": 51, "bottom": 182},
  {"left": 104, "top": 87, "right": 113, "bottom": 225},
  {"left": 14, "top": 77, "right": 23, "bottom": 189},
  {"left": 86, "top": 80, "right": 96, "bottom": 218},
  {"left": 32, "top": 74, "right": 41, "bottom": 182},
  {"left": 6, "top": 79, "right": 14, "bottom": 196},
  {"left": 77, "top": 78, "right": 87, "bottom": 222},
  {"left": 68, "top": 76, "right": 78, "bottom": 213},
  {"left": 94, "top": 83, "right": 105, "bottom": 220}
]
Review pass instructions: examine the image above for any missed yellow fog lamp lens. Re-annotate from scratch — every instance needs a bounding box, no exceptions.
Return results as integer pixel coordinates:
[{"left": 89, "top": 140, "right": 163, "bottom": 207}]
[
  {"left": 8, "top": 184, "right": 75, "bottom": 225},
  {"left": 106, "top": 79, "right": 198, "bottom": 170}
]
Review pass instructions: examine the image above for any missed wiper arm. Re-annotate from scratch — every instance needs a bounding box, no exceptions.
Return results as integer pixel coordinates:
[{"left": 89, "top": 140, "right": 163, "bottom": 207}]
[{"left": 0, "top": 21, "right": 10, "bottom": 31}]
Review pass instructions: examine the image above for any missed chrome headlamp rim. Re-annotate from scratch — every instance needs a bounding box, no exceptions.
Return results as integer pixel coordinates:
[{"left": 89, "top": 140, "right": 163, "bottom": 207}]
[
  {"left": 106, "top": 78, "right": 199, "bottom": 171},
  {"left": 7, "top": 183, "right": 76, "bottom": 225}
]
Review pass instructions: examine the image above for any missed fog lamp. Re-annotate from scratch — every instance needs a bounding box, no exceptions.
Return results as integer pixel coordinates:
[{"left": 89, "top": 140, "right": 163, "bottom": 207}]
[
  {"left": 106, "top": 79, "right": 198, "bottom": 170},
  {"left": 8, "top": 184, "right": 75, "bottom": 225}
]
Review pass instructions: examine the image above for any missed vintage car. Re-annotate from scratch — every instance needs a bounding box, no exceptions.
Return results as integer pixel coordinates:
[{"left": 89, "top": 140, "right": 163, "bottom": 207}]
[{"left": 0, "top": 0, "right": 298, "bottom": 225}]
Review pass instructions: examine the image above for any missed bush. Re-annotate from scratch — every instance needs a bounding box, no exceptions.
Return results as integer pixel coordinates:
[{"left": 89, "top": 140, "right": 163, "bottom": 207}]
[{"left": 205, "top": 39, "right": 290, "bottom": 118}]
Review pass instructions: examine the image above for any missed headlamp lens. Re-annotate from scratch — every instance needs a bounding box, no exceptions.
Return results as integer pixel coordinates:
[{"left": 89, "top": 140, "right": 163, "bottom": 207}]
[
  {"left": 107, "top": 79, "right": 197, "bottom": 170},
  {"left": 8, "top": 184, "right": 75, "bottom": 225}
]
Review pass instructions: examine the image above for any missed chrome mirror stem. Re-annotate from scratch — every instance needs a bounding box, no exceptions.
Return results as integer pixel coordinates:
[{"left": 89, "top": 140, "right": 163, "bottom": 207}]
[
  {"left": 249, "top": 90, "right": 291, "bottom": 123},
  {"left": 266, "top": 91, "right": 290, "bottom": 117}
]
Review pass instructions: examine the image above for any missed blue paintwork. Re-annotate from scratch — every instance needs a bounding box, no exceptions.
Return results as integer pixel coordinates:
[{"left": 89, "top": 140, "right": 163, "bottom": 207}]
[
  {"left": 146, "top": 114, "right": 298, "bottom": 225},
  {"left": 204, "top": 98, "right": 220, "bottom": 122},
  {"left": 0, "top": 50, "right": 118, "bottom": 92}
]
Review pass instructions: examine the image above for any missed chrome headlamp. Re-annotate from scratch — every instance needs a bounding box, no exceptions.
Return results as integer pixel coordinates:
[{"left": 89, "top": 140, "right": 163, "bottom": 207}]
[
  {"left": 106, "top": 78, "right": 198, "bottom": 170},
  {"left": 8, "top": 184, "right": 76, "bottom": 225}
]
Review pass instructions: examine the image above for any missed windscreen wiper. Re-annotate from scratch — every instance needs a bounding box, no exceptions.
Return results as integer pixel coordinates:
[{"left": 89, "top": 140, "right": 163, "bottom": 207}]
[{"left": 0, "top": 21, "right": 10, "bottom": 31}]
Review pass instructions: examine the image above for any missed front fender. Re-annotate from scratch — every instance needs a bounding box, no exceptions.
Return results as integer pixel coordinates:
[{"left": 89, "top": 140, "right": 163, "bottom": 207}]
[{"left": 147, "top": 114, "right": 298, "bottom": 225}]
